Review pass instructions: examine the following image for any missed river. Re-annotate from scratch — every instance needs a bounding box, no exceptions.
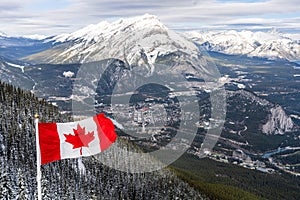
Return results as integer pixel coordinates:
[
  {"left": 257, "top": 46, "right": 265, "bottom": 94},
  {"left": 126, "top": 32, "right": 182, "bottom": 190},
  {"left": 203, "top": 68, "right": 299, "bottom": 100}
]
[{"left": 262, "top": 146, "right": 300, "bottom": 159}]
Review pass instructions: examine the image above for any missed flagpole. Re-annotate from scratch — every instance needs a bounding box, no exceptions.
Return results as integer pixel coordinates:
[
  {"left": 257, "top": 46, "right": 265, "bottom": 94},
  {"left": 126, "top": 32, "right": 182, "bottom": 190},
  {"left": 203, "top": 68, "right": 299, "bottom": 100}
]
[{"left": 35, "top": 113, "right": 42, "bottom": 200}]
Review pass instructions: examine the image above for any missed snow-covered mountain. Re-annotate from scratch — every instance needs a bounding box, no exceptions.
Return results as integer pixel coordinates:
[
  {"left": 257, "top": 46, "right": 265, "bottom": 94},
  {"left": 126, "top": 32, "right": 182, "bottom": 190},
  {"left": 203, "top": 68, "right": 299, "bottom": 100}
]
[
  {"left": 0, "top": 31, "right": 7, "bottom": 37},
  {"left": 25, "top": 14, "right": 201, "bottom": 73},
  {"left": 185, "top": 30, "right": 300, "bottom": 61},
  {"left": 0, "top": 34, "right": 37, "bottom": 47},
  {"left": 0, "top": 33, "right": 54, "bottom": 59}
]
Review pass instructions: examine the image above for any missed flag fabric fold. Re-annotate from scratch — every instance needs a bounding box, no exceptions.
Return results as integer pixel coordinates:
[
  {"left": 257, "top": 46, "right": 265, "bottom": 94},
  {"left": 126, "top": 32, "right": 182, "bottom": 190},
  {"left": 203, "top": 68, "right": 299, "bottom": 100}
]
[{"left": 38, "top": 113, "right": 117, "bottom": 164}]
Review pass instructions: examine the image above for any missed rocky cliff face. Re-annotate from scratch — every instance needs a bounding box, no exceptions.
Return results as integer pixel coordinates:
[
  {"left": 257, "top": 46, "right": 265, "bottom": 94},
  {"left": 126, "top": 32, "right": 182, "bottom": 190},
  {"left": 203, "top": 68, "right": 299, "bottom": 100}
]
[
  {"left": 226, "top": 90, "right": 295, "bottom": 136},
  {"left": 262, "top": 106, "right": 294, "bottom": 135}
]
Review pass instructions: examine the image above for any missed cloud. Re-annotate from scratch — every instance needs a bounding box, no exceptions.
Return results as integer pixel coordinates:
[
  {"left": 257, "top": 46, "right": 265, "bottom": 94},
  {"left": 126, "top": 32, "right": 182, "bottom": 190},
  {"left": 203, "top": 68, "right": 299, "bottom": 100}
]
[
  {"left": 0, "top": 0, "right": 299, "bottom": 36},
  {"left": 0, "top": 1, "right": 21, "bottom": 11}
]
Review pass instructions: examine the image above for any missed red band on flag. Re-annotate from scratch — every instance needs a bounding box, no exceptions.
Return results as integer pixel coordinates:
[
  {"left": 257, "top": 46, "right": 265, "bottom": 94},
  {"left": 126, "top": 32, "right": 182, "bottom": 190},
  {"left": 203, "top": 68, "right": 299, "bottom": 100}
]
[
  {"left": 38, "top": 123, "right": 61, "bottom": 164},
  {"left": 94, "top": 114, "right": 117, "bottom": 151}
]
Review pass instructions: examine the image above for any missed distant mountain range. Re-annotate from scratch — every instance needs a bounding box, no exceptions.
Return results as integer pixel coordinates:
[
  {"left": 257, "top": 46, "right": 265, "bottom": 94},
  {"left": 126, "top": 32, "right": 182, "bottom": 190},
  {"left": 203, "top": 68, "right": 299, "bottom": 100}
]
[
  {"left": 1, "top": 15, "right": 299, "bottom": 62},
  {"left": 0, "top": 34, "right": 53, "bottom": 60},
  {"left": 185, "top": 29, "right": 300, "bottom": 61}
]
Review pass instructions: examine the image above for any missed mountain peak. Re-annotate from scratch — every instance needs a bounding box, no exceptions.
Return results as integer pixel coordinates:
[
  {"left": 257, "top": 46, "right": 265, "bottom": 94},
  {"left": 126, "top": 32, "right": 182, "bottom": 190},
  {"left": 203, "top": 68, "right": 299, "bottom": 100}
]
[
  {"left": 0, "top": 31, "right": 7, "bottom": 37},
  {"left": 119, "top": 13, "right": 160, "bottom": 22},
  {"left": 53, "top": 14, "right": 165, "bottom": 43},
  {"left": 268, "top": 27, "right": 281, "bottom": 35},
  {"left": 27, "top": 14, "right": 200, "bottom": 72}
]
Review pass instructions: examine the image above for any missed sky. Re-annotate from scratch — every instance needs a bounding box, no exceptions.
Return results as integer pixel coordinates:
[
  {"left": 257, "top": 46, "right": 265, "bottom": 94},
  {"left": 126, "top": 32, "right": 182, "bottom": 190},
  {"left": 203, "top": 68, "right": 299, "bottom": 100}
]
[{"left": 0, "top": 0, "right": 299, "bottom": 36}]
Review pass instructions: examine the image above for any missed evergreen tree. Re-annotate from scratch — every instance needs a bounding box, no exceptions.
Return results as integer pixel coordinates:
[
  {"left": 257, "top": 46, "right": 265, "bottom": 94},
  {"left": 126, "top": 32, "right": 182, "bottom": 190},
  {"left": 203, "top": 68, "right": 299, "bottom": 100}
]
[{"left": 0, "top": 81, "right": 206, "bottom": 199}]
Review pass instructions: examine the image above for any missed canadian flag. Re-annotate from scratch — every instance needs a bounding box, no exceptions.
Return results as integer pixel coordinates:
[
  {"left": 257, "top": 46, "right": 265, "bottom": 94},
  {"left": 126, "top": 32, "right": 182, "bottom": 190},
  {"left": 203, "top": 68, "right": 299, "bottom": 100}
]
[{"left": 38, "top": 113, "right": 117, "bottom": 164}]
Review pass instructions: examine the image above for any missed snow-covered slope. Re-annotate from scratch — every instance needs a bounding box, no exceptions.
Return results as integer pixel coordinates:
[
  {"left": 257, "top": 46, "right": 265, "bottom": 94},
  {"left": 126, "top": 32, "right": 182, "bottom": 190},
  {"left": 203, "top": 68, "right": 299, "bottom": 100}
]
[
  {"left": 25, "top": 14, "right": 200, "bottom": 71},
  {"left": 0, "top": 57, "right": 34, "bottom": 90},
  {"left": 0, "top": 31, "right": 7, "bottom": 37},
  {"left": 185, "top": 30, "right": 300, "bottom": 61}
]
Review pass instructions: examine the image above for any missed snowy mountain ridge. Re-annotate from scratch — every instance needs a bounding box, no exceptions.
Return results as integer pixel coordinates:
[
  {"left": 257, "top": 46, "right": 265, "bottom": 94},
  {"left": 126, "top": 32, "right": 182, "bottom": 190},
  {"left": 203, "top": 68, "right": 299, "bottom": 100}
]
[
  {"left": 25, "top": 14, "right": 200, "bottom": 70},
  {"left": 185, "top": 29, "right": 300, "bottom": 61},
  {"left": 50, "top": 14, "right": 165, "bottom": 43}
]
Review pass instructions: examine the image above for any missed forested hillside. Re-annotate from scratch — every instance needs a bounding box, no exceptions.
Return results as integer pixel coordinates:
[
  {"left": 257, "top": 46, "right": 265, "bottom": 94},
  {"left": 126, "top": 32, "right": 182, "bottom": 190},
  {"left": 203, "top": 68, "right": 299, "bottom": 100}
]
[{"left": 0, "top": 81, "right": 207, "bottom": 199}]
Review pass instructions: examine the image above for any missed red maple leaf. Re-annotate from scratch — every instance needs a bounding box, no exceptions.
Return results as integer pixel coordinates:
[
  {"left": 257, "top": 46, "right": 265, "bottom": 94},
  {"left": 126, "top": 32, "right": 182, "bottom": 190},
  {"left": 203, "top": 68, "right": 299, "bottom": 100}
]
[{"left": 64, "top": 124, "right": 95, "bottom": 155}]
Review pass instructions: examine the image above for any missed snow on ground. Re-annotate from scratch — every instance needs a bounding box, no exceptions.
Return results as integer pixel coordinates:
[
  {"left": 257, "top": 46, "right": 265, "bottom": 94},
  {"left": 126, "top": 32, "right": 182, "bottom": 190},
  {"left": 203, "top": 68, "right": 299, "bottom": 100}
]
[
  {"left": 6, "top": 62, "right": 25, "bottom": 73},
  {"left": 237, "top": 83, "right": 246, "bottom": 89},
  {"left": 108, "top": 117, "right": 125, "bottom": 130},
  {"left": 63, "top": 71, "right": 75, "bottom": 78}
]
